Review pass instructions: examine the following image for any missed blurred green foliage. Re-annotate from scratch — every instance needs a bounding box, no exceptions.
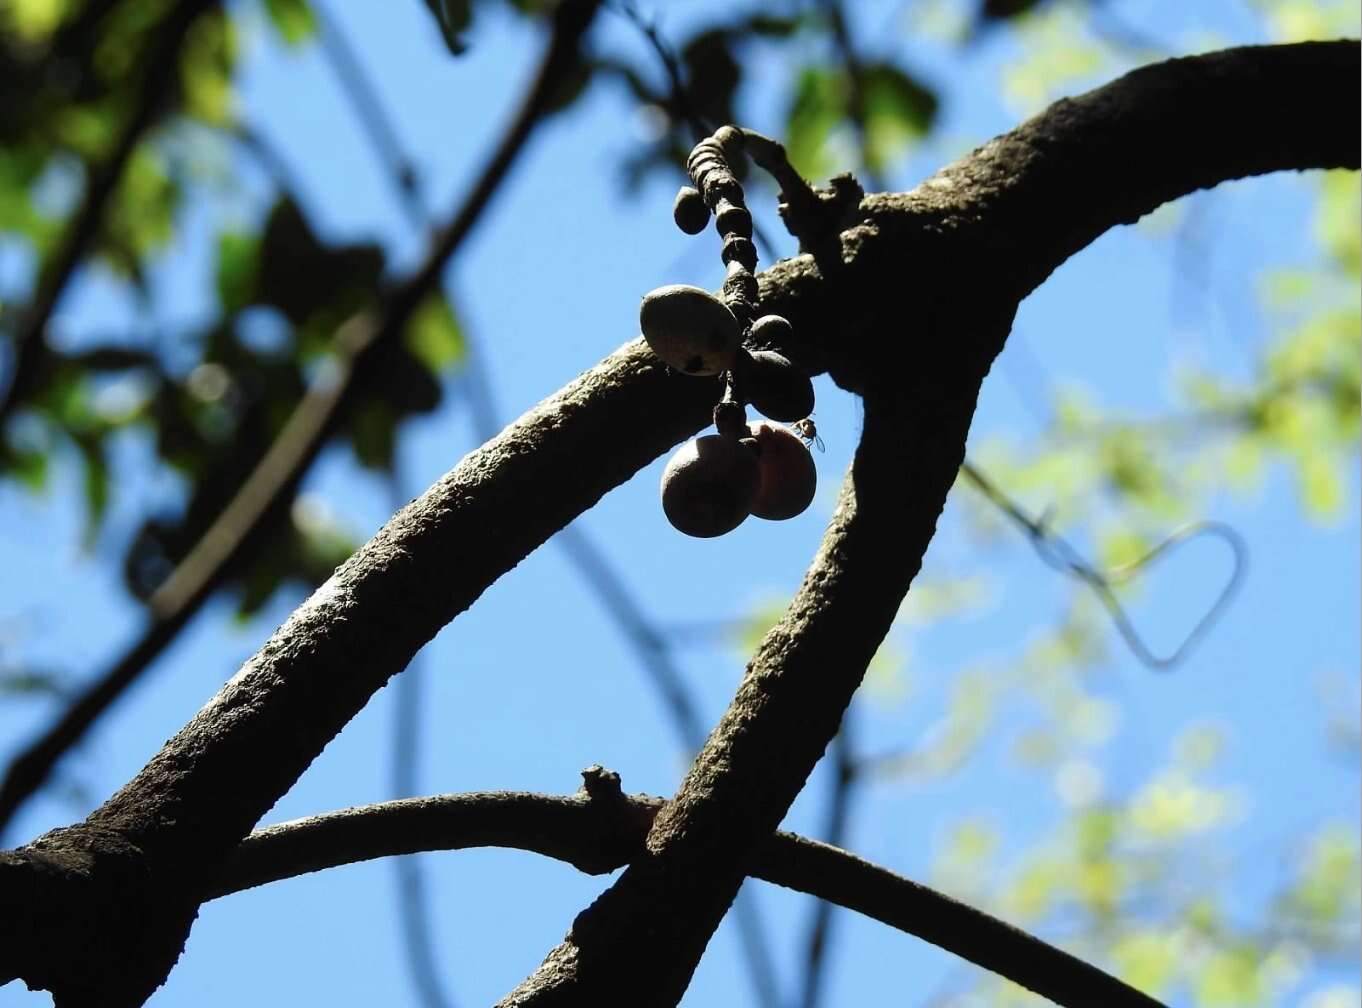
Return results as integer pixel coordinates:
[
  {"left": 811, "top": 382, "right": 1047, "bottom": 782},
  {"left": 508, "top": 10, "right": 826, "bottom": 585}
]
[{"left": 0, "top": 1, "right": 1356, "bottom": 1003}]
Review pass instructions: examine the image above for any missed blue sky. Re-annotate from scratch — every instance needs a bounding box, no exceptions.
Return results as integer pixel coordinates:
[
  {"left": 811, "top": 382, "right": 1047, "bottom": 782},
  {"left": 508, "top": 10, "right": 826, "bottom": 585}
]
[{"left": 0, "top": 1, "right": 1357, "bottom": 1005}]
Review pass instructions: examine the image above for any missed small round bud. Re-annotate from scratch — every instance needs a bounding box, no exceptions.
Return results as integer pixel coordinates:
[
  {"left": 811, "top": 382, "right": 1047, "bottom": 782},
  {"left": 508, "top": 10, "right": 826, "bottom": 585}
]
[
  {"left": 748, "top": 421, "right": 816, "bottom": 521},
  {"left": 713, "top": 124, "right": 745, "bottom": 156},
  {"left": 740, "top": 349, "right": 815, "bottom": 422},
  {"left": 660, "top": 434, "right": 759, "bottom": 538},
  {"left": 721, "top": 234, "right": 758, "bottom": 272},
  {"left": 673, "top": 186, "right": 709, "bottom": 235},
  {"left": 749, "top": 313, "right": 794, "bottom": 347},
  {"left": 714, "top": 199, "right": 752, "bottom": 239},
  {"left": 640, "top": 284, "right": 741, "bottom": 376}
]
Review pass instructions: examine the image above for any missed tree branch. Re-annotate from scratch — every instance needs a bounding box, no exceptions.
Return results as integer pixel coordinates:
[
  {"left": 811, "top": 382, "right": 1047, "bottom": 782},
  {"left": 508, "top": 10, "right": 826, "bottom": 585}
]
[
  {"left": 211, "top": 783, "right": 1163, "bottom": 1008},
  {"left": 0, "top": 0, "right": 217, "bottom": 431},
  {"left": 0, "top": 0, "right": 603, "bottom": 839},
  {"left": 498, "top": 300, "right": 1003, "bottom": 1000},
  {"left": 496, "top": 41, "right": 1358, "bottom": 1004},
  {"left": 0, "top": 40, "right": 1351, "bottom": 1006}
]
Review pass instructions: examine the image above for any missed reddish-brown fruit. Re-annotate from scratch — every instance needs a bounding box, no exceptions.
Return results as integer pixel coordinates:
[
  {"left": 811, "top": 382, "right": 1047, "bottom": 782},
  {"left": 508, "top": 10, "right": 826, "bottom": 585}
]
[
  {"left": 660, "top": 434, "right": 759, "bottom": 537},
  {"left": 748, "top": 421, "right": 816, "bottom": 520}
]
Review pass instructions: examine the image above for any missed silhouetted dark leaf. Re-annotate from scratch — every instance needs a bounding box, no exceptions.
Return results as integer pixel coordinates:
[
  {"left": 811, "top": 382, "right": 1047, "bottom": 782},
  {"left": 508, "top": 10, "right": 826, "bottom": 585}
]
[{"left": 423, "top": 0, "right": 471, "bottom": 56}]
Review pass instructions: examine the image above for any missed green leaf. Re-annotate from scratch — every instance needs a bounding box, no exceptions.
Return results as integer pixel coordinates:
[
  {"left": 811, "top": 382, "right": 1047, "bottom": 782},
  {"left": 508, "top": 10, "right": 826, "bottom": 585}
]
[
  {"left": 348, "top": 400, "right": 397, "bottom": 470},
  {"left": 180, "top": 9, "right": 237, "bottom": 125},
  {"left": 73, "top": 433, "right": 109, "bottom": 548},
  {"left": 2, "top": 0, "right": 70, "bottom": 40},
  {"left": 403, "top": 292, "right": 465, "bottom": 373},
  {"left": 423, "top": 0, "right": 471, "bottom": 56},
  {"left": 215, "top": 231, "right": 260, "bottom": 315},
  {"left": 785, "top": 65, "right": 842, "bottom": 180},
  {"left": 262, "top": 0, "right": 316, "bottom": 46},
  {"left": 859, "top": 62, "right": 938, "bottom": 170}
]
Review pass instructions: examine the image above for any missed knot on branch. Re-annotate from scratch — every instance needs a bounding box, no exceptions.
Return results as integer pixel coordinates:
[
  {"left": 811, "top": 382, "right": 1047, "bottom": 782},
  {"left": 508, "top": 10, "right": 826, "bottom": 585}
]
[{"left": 570, "top": 766, "right": 658, "bottom": 875}]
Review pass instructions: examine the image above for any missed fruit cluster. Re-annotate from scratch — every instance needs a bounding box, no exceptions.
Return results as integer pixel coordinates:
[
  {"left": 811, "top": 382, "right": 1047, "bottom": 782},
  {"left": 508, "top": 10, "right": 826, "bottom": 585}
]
[{"left": 640, "top": 126, "right": 819, "bottom": 539}]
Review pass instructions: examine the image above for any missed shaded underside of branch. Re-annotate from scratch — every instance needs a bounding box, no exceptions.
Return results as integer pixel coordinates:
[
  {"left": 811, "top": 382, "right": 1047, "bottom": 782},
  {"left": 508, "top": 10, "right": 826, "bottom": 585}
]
[
  {"left": 0, "top": 39, "right": 1353, "bottom": 1008},
  {"left": 213, "top": 786, "right": 1162, "bottom": 1008}
]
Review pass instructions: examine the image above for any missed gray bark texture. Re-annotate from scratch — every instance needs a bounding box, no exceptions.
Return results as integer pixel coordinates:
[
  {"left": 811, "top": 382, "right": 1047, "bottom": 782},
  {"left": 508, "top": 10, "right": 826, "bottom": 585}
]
[{"left": 0, "top": 40, "right": 1355, "bottom": 1007}]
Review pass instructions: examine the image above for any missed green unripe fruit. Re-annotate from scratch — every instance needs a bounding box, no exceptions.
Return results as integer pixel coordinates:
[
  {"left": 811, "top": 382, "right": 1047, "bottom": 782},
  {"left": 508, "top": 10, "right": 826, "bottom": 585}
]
[
  {"left": 640, "top": 284, "right": 741, "bottom": 376},
  {"left": 673, "top": 186, "right": 709, "bottom": 235},
  {"left": 741, "top": 349, "right": 815, "bottom": 423},
  {"left": 660, "top": 434, "right": 759, "bottom": 537},
  {"left": 748, "top": 421, "right": 816, "bottom": 521}
]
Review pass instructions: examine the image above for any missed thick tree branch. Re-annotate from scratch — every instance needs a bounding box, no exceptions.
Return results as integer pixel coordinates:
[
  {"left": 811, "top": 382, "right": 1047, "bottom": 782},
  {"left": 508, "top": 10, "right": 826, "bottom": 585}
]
[
  {"left": 496, "top": 41, "right": 1358, "bottom": 1004},
  {"left": 0, "top": 0, "right": 603, "bottom": 839},
  {"left": 212, "top": 784, "right": 1161, "bottom": 1008},
  {"left": 0, "top": 41, "right": 1351, "bottom": 1007},
  {"left": 498, "top": 305, "right": 1005, "bottom": 1002},
  {"left": 845, "top": 41, "right": 1358, "bottom": 383}
]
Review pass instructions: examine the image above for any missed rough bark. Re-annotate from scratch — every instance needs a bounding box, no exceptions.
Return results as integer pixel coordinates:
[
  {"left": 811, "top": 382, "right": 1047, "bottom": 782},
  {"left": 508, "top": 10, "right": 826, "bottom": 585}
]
[
  {"left": 212, "top": 780, "right": 1161, "bottom": 1008},
  {"left": 0, "top": 41, "right": 1354, "bottom": 1007}
]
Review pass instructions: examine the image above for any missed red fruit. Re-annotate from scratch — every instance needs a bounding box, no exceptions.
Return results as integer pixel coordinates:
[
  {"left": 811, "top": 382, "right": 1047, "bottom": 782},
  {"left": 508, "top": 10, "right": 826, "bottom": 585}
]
[
  {"left": 660, "top": 434, "right": 759, "bottom": 537},
  {"left": 748, "top": 422, "right": 816, "bottom": 520}
]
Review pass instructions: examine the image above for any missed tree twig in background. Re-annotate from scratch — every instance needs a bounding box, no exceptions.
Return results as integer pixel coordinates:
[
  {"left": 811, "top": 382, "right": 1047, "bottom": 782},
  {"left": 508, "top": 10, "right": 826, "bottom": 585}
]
[
  {"left": 0, "top": 0, "right": 604, "bottom": 839},
  {"left": 390, "top": 465, "right": 458, "bottom": 1008},
  {"left": 607, "top": 0, "right": 780, "bottom": 262},
  {"left": 315, "top": 0, "right": 427, "bottom": 226},
  {"left": 214, "top": 782, "right": 1166, "bottom": 1008},
  {"left": 313, "top": 9, "right": 453, "bottom": 1005},
  {"left": 959, "top": 462, "right": 1247, "bottom": 670},
  {"left": 0, "top": 0, "right": 217, "bottom": 432},
  {"left": 797, "top": 715, "right": 858, "bottom": 1008},
  {"left": 316, "top": 5, "right": 778, "bottom": 1000}
]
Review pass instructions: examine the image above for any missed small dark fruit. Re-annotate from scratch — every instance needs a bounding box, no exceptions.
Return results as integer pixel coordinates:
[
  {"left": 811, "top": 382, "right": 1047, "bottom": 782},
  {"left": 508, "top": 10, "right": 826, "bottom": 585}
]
[
  {"left": 640, "top": 284, "right": 741, "bottom": 376},
  {"left": 748, "top": 422, "right": 816, "bottom": 521},
  {"left": 661, "top": 434, "right": 760, "bottom": 537},
  {"left": 741, "top": 349, "right": 815, "bottom": 423},
  {"left": 673, "top": 185, "right": 709, "bottom": 235},
  {"left": 750, "top": 314, "right": 794, "bottom": 345}
]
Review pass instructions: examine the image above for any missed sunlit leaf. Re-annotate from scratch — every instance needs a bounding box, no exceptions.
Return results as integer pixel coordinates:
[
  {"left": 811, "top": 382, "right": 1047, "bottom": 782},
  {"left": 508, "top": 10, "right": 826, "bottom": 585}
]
[
  {"left": 404, "top": 292, "right": 466, "bottom": 373},
  {"left": 180, "top": 8, "right": 236, "bottom": 125},
  {"left": 786, "top": 65, "right": 842, "bottom": 180},
  {"left": 858, "top": 62, "right": 937, "bottom": 170},
  {"left": 262, "top": 0, "right": 316, "bottom": 46}
]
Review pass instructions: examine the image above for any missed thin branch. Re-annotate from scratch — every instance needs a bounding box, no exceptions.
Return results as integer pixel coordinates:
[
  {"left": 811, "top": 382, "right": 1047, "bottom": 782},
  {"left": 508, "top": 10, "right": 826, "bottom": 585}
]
[
  {"left": 308, "top": 10, "right": 780, "bottom": 1002},
  {"left": 959, "top": 462, "right": 1247, "bottom": 669},
  {"left": 0, "top": 0, "right": 216, "bottom": 430},
  {"left": 2, "top": 42, "right": 1351, "bottom": 1004},
  {"left": 499, "top": 383, "right": 992, "bottom": 1003},
  {"left": 798, "top": 715, "right": 859, "bottom": 1008},
  {"left": 0, "top": 0, "right": 604, "bottom": 839},
  {"left": 315, "top": 0, "right": 427, "bottom": 227},
  {"left": 389, "top": 468, "right": 457, "bottom": 1008},
  {"left": 607, "top": 1, "right": 780, "bottom": 260},
  {"left": 212, "top": 784, "right": 1165, "bottom": 1008}
]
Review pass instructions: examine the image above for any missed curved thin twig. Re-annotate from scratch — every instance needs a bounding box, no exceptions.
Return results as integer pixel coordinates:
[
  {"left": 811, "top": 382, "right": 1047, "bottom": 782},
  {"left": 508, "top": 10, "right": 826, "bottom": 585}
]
[
  {"left": 214, "top": 785, "right": 1165, "bottom": 1008},
  {"left": 0, "top": 0, "right": 604, "bottom": 838},
  {"left": 960, "top": 462, "right": 1247, "bottom": 669}
]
